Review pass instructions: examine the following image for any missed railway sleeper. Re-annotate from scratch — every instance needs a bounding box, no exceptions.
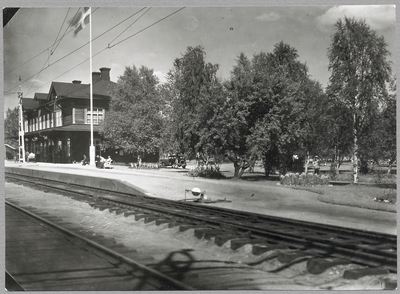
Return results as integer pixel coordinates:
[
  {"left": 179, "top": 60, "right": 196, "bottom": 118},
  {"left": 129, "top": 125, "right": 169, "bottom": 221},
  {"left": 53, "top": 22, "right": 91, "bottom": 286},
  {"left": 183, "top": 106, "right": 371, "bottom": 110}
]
[
  {"left": 108, "top": 207, "right": 126, "bottom": 214},
  {"left": 277, "top": 250, "right": 319, "bottom": 264},
  {"left": 382, "top": 278, "right": 398, "bottom": 290},
  {"left": 124, "top": 210, "right": 139, "bottom": 217},
  {"left": 135, "top": 213, "right": 151, "bottom": 221},
  {"left": 178, "top": 224, "right": 207, "bottom": 232},
  {"left": 194, "top": 228, "right": 224, "bottom": 240},
  {"left": 230, "top": 238, "right": 272, "bottom": 250},
  {"left": 144, "top": 216, "right": 162, "bottom": 224},
  {"left": 214, "top": 234, "right": 242, "bottom": 246},
  {"left": 343, "top": 267, "right": 391, "bottom": 280},
  {"left": 252, "top": 243, "right": 290, "bottom": 255},
  {"left": 168, "top": 221, "right": 183, "bottom": 228},
  {"left": 306, "top": 257, "right": 352, "bottom": 274},
  {"left": 155, "top": 218, "right": 174, "bottom": 226}
]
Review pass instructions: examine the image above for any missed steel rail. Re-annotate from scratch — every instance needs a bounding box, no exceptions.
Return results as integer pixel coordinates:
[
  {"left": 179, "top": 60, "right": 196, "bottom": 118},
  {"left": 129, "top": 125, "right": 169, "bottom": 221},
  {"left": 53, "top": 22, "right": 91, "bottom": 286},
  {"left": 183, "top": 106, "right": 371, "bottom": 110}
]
[
  {"left": 5, "top": 200, "right": 193, "bottom": 291},
  {"left": 6, "top": 172, "right": 395, "bottom": 241},
  {"left": 95, "top": 196, "right": 397, "bottom": 272},
  {"left": 6, "top": 173, "right": 397, "bottom": 273}
]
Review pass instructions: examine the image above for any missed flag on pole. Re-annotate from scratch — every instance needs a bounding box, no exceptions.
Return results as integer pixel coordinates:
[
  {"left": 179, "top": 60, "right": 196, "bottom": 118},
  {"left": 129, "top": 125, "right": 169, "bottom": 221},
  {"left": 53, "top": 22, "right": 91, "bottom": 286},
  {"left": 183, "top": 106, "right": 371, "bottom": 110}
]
[{"left": 69, "top": 7, "right": 90, "bottom": 36}]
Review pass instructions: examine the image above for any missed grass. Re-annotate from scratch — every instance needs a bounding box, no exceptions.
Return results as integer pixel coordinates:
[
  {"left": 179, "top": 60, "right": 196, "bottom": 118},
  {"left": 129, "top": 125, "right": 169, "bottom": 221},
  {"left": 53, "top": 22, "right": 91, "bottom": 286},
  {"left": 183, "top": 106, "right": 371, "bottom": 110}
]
[
  {"left": 238, "top": 165, "right": 397, "bottom": 213},
  {"left": 291, "top": 181, "right": 396, "bottom": 213}
]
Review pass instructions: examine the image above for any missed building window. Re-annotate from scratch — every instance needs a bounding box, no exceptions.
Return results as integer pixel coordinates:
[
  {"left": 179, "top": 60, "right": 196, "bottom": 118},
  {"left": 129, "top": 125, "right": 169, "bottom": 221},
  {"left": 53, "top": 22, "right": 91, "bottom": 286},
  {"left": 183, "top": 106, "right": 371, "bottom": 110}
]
[
  {"left": 55, "top": 110, "right": 62, "bottom": 127},
  {"left": 72, "top": 108, "right": 75, "bottom": 124},
  {"left": 86, "top": 108, "right": 104, "bottom": 124}
]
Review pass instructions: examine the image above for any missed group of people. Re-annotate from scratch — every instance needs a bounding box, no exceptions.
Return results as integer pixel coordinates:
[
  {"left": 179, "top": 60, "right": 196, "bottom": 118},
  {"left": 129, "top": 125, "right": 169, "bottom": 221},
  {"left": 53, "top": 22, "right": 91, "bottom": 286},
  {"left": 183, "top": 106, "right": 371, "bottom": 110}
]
[{"left": 81, "top": 154, "right": 113, "bottom": 169}]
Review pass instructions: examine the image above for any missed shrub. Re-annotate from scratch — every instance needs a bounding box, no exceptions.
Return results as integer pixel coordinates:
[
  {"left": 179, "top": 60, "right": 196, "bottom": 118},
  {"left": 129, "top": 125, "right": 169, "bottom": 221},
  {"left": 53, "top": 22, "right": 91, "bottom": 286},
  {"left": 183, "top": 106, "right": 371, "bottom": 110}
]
[
  {"left": 187, "top": 165, "right": 225, "bottom": 178},
  {"left": 329, "top": 162, "right": 339, "bottom": 180},
  {"left": 374, "top": 189, "right": 397, "bottom": 203},
  {"left": 280, "top": 172, "right": 331, "bottom": 186}
]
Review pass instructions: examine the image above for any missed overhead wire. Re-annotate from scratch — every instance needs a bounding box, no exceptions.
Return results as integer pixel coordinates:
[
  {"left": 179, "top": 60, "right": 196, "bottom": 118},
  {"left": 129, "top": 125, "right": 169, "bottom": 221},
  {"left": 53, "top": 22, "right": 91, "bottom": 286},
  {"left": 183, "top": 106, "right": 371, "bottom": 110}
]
[
  {"left": 109, "top": 7, "right": 185, "bottom": 48},
  {"left": 29, "top": 47, "right": 109, "bottom": 98},
  {"left": 6, "top": 7, "right": 147, "bottom": 95},
  {"left": 50, "top": 8, "right": 71, "bottom": 55},
  {"left": 107, "top": 7, "right": 151, "bottom": 47},
  {"left": 4, "top": 8, "right": 81, "bottom": 76},
  {"left": 4, "top": 8, "right": 97, "bottom": 77},
  {"left": 27, "top": 8, "right": 73, "bottom": 95},
  {"left": 13, "top": 6, "right": 186, "bottom": 98}
]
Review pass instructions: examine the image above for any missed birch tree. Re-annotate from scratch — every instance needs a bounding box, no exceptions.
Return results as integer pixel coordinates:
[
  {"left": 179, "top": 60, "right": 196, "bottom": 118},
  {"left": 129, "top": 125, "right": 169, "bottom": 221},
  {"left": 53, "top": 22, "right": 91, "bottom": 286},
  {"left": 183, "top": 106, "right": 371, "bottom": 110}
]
[{"left": 326, "top": 17, "right": 392, "bottom": 183}]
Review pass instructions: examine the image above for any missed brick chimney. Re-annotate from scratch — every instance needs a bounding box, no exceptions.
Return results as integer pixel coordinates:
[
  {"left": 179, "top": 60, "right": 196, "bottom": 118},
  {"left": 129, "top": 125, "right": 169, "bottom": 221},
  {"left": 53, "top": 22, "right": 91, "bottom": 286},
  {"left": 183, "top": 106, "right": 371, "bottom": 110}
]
[
  {"left": 92, "top": 72, "right": 101, "bottom": 83},
  {"left": 72, "top": 80, "right": 82, "bottom": 84},
  {"left": 99, "top": 67, "right": 111, "bottom": 81}
]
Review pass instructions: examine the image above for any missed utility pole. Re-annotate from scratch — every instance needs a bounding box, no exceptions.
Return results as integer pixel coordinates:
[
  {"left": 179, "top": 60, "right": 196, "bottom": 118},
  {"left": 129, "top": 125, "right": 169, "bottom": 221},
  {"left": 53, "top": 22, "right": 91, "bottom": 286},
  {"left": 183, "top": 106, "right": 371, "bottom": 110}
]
[
  {"left": 18, "top": 76, "right": 25, "bottom": 163},
  {"left": 89, "top": 7, "right": 95, "bottom": 167}
]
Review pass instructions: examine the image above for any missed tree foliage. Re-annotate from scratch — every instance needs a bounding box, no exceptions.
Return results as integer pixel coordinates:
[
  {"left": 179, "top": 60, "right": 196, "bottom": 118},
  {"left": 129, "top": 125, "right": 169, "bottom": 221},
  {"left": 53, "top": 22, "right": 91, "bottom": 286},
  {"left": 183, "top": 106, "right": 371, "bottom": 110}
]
[
  {"left": 4, "top": 107, "right": 19, "bottom": 147},
  {"left": 248, "top": 42, "right": 316, "bottom": 176},
  {"left": 326, "top": 17, "right": 392, "bottom": 182},
  {"left": 166, "top": 45, "right": 224, "bottom": 160},
  {"left": 214, "top": 52, "right": 255, "bottom": 177},
  {"left": 100, "top": 65, "right": 163, "bottom": 155},
  {"left": 359, "top": 76, "right": 396, "bottom": 171}
]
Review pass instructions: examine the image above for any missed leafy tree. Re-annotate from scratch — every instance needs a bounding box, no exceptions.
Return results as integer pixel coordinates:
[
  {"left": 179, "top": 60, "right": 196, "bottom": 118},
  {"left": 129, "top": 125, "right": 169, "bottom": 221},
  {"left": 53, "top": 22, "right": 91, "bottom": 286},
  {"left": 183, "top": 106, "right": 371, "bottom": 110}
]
[
  {"left": 326, "top": 17, "right": 392, "bottom": 183},
  {"left": 4, "top": 107, "right": 19, "bottom": 147},
  {"left": 166, "top": 45, "right": 223, "bottom": 161},
  {"left": 359, "top": 76, "right": 396, "bottom": 173},
  {"left": 213, "top": 52, "right": 256, "bottom": 177},
  {"left": 157, "top": 83, "right": 179, "bottom": 155},
  {"left": 100, "top": 65, "right": 163, "bottom": 156},
  {"left": 248, "top": 42, "right": 311, "bottom": 176},
  {"left": 300, "top": 79, "right": 331, "bottom": 173}
]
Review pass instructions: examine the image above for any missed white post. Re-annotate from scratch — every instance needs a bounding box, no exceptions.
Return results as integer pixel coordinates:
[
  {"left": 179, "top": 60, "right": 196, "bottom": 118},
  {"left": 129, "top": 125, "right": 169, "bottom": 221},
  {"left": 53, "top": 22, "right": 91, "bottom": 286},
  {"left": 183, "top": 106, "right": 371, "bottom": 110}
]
[
  {"left": 89, "top": 7, "right": 95, "bottom": 166},
  {"left": 18, "top": 84, "right": 25, "bottom": 163}
]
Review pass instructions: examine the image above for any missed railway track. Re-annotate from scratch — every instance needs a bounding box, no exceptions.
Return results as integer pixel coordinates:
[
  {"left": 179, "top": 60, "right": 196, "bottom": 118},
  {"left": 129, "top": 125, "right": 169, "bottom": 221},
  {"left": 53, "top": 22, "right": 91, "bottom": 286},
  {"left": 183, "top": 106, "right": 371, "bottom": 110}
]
[
  {"left": 5, "top": 200, "right": 193, "bottom": 291},
  {"left": 6, "top": 172, "right": 397, "bottom": 288}
]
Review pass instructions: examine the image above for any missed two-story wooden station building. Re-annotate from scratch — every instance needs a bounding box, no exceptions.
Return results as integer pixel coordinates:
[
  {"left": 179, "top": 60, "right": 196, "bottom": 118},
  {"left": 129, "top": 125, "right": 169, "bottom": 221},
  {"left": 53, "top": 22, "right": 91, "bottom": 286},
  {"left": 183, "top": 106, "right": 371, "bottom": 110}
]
[{"left": 21, "top": 67, "right": 120, "bottom": 163}]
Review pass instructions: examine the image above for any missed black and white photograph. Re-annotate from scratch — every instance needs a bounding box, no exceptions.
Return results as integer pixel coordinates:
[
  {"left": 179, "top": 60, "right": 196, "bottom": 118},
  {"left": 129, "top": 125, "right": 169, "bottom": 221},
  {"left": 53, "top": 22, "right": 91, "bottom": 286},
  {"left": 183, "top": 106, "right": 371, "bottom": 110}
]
[{"left": 3, "top": 2, "right": 397, "bottom": 291}]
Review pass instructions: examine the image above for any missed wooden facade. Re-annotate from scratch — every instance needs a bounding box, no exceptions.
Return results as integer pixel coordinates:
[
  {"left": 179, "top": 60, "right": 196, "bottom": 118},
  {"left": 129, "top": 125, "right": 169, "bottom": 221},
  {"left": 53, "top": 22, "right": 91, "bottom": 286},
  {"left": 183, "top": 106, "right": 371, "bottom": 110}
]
[{"left": 21, "top": 68, "right": 158, "bottom": 164}]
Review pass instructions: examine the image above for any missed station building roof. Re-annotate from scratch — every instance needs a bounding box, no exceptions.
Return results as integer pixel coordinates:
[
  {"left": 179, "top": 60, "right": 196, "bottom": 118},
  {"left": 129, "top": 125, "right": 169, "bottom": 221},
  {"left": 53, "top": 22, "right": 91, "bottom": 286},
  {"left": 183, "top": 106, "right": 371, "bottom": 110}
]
[{"left": 21, "top": 98, "right": 39, "bottom": 110}]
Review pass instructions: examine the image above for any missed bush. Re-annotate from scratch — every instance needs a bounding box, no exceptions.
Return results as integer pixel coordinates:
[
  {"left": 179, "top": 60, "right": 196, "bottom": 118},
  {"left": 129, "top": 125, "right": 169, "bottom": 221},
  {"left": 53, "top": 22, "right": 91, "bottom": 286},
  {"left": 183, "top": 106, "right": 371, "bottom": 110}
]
[
  {"left": 187, "top": 165, "right": 225, "bottom": 178},
  {"left": 329, "top": 162, "right": 339, "bottom": 180},
  {"left": 280, "top": 172, "right": 331, "bottom": 186},
  {"left": 374, "top": 188, "right": 397, "bottom": 203}
]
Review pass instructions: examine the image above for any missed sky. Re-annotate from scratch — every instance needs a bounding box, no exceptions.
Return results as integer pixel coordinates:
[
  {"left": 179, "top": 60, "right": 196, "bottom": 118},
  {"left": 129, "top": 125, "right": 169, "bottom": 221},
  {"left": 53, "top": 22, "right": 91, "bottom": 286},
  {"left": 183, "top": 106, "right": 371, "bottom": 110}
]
[{"left": 3, "top": 4, "right": 396, "bottom": 114}]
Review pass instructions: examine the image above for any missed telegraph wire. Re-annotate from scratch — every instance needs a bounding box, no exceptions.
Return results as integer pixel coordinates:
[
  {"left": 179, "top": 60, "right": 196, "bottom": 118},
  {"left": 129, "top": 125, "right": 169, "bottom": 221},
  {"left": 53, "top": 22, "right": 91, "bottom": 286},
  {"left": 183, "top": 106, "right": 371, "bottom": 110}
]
[
  {"left": 107, "top": 7, "right": 151, "bottom": 47},
  {"left": 6, "top": 7, "right": 147, "bottom": 94},
  {"left": 109, "top": 7, "right": 185, "bottom": 48},
  {"left": 27, "top": 8, "right": 74, "bottom": 95},
  {"left": 50, "top": 8, "right": 72, "bottom": 55},
  {"left": 15, "top": 7, "right": 185, "bottom": 98},
  {"left": 27, "top": 47, "right": 109, "bottom": 98},
  {"left": 4, "top": 8, "right": 98, "bottom": 76}
]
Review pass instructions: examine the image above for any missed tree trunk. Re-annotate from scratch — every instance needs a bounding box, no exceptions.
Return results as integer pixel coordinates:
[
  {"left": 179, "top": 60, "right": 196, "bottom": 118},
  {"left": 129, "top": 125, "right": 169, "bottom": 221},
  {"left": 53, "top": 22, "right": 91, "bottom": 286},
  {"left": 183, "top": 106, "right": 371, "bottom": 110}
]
[
  {"left": 232, "top": 160, "right": 240, "bottom": 178},
  {"left": 304, "top": 158, "right": 309, "bottom": 174},
  {"left": 232, "top": 158, "right": 255, "bottom": 178},
  {"left": 352, "top": 113, "right": 358, "bottom": 184}
]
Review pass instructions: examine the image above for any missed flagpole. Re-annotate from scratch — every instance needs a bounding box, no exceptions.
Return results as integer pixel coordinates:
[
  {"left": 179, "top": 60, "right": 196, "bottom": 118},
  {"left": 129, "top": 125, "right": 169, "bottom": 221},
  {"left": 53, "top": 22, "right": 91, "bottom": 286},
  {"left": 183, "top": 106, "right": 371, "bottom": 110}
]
[{"left": 89, "top": 7, "right": 95, "bottom": 166}]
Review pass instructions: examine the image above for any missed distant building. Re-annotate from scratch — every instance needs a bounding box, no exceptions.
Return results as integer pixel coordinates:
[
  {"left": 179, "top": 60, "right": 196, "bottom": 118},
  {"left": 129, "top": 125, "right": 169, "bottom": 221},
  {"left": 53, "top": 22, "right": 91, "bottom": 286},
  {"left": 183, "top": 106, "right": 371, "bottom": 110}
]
[{"left": 21, "top": 67, "right": 157, "bottom": 164}]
